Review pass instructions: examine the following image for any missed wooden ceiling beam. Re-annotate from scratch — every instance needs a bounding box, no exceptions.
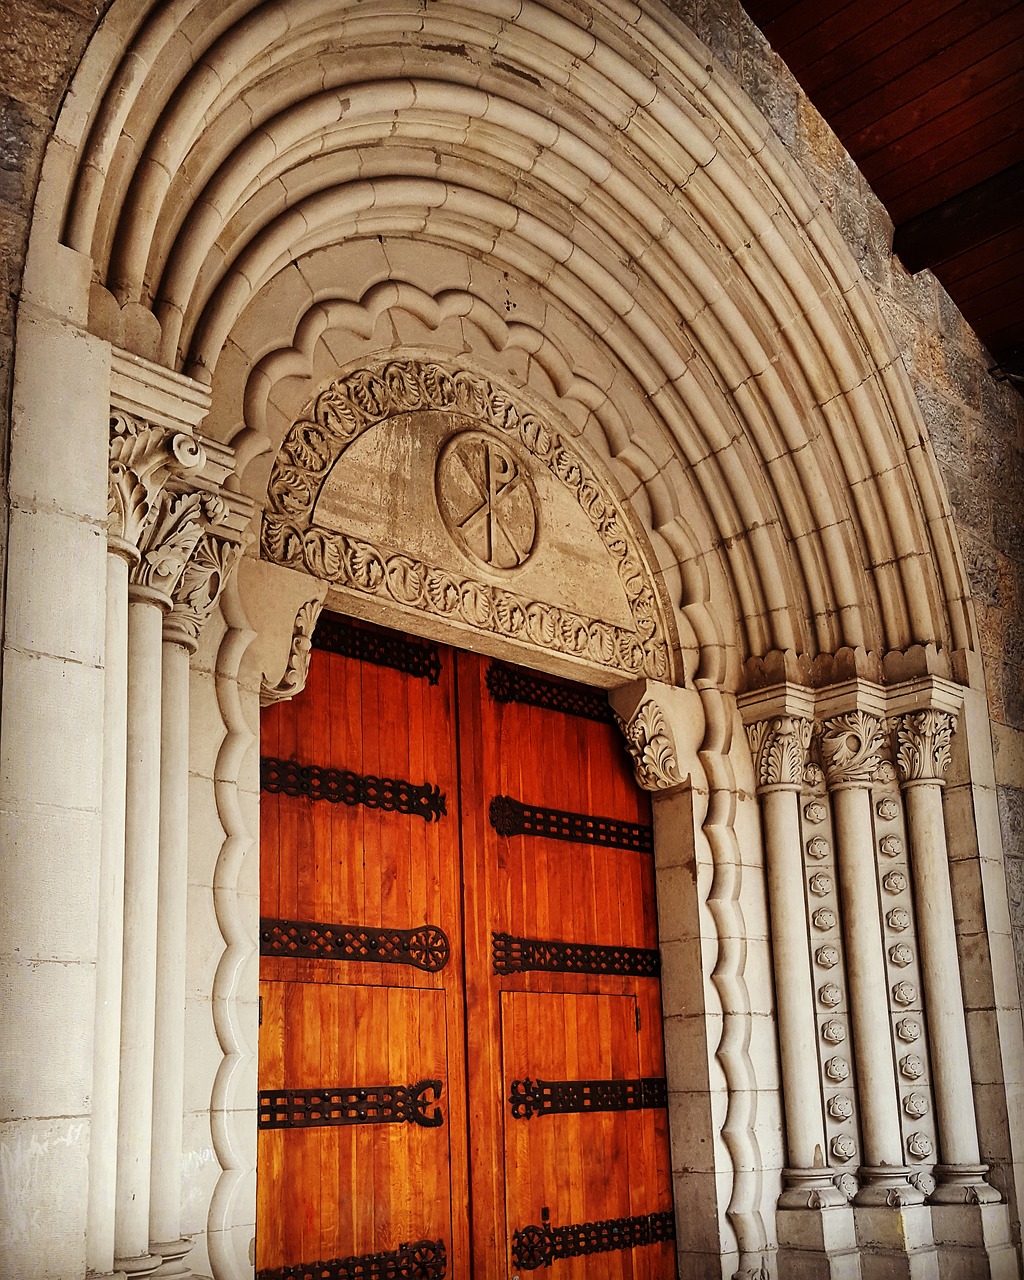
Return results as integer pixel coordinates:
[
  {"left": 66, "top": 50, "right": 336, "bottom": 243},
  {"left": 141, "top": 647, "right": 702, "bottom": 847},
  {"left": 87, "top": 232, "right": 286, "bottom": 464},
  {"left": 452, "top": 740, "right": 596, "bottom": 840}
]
[{"left": 892, "top": 160, "right": 1024, "bottom": 273}]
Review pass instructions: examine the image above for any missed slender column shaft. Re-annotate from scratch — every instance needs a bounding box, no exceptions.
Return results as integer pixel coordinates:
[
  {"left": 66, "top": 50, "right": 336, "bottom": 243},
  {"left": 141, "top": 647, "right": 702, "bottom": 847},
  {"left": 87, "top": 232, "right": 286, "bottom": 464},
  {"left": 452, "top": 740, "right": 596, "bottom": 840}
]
[
  {"left": 903, "top": 782, "right": 979, "bottom": 1168},
  {"left": 830, "top": 783, "right": 919, "bottom": 1201},
  {"left": 87, "top": 553, "right": 131, "bottom": 1274},
  {"left": 114, "top": 597, "right": 165, "bottom": 1273},
  {"left": 763, "top": 787, "right": 831, "bottom": 1173},
  {"left": 149, "top": 639, "right": 194, "bottom": 1273}
]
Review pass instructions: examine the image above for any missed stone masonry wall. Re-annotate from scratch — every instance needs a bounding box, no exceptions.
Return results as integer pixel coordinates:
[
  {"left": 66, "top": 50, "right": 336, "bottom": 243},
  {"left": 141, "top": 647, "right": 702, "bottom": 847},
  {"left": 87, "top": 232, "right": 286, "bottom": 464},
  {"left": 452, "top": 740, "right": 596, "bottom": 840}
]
[
  {"left": 667, "top": 0, "right": 1024, "bottom": 1000},
  {"left": 1, "top": 0, "right": 1022, "bottom": 976}
]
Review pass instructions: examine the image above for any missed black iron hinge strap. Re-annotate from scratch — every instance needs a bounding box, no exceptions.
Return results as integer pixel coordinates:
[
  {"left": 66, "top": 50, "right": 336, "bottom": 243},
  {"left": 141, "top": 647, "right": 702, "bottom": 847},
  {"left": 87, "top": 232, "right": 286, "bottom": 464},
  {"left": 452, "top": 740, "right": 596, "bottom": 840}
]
[
  {"left": 509, "top": 1076, "right": 667, "bottom": 1119},
  {"left": 485, "top": 661, "right": 617, "bottom": 724},
  {"left": 489, "top": 794, "right": 652, "bottom": 853},
  {"left": 261, "top": 919, "right": 451, "bottom": 972},
  {"left": 511, "top": 1208, "right": 674, "bottom": 1270},
  {"left": 259, "top": 1080, "right": 444, "bottom": 1129},
  {"left": 492, "top": 931, "right": 660, "bottom": 977},
  {"left": 261, "top": 756, "right": 446, "bottom": 823},
  {"left": 255, "top": 1237, "right": 447, "bottom": 1280},
  {"left": 313, "top": 614, "right": 442, "bottom": 685}
]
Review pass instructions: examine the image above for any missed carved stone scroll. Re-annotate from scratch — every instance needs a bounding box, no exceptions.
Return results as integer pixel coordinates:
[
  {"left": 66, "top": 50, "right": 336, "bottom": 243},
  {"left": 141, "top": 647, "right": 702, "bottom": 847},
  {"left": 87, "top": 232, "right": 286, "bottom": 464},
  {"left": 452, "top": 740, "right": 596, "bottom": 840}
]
[
  {"left": 616, "top": 699, "right": 682, "bottom": 792},
  {"left": 261, "top": 599, "right": 324, "bottom": 706},
  {"left": 818, "top": 710, "right": 885, "bottom": 787}
]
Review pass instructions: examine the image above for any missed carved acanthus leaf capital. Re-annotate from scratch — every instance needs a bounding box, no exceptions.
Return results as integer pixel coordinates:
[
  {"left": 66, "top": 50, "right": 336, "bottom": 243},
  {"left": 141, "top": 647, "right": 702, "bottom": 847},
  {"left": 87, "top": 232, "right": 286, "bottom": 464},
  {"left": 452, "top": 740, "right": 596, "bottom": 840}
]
[
  {"left": 617, "top": 699, "right": 681, "bottom": 791},
  {"left": 164, "top": 526, "right": 248, "bottom": 651},
  {"left": 260, "top": 599, "right": 325, "bottom": 707},
  {"left": 818, "top": 711, "right": 885, "bottom": 787},
  {"left": 108, "top": 412, "right": 205, "bottom": 560},
  {"left": 745, "top": 715, "right": 813, "bottom": 790},
  {"left": 130, "top": 486, "right": 227, "bottom": 606},
  {"left": 894, "top": 710, "right": 957, "bottom": 784}
]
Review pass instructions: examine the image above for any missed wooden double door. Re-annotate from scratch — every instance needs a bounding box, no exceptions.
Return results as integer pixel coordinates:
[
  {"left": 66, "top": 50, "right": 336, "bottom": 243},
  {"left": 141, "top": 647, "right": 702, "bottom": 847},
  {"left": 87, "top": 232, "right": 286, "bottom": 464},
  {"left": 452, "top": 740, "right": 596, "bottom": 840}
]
[{"left": 257, "top": 614, "right": 676, "bottom": 1278}]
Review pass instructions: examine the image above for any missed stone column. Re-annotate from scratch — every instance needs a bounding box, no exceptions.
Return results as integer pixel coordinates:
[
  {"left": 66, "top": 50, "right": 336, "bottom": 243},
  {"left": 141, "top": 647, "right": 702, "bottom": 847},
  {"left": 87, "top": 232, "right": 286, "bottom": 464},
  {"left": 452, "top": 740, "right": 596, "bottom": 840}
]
[
  {"left": 890, "top": 691, "right": 998, "bottom": 1204},
  {"left": 818, "top": 692, "right": 923, "bottom": 1209},
  {"left": 115, "top": 461, "right": 211, "bottom": 1275},
  {"left": 150, "top": 528, "right": 244, "bottom": 1277},
  {"left": 745, "top": 700, "right": 848, "bottom": 1204}
]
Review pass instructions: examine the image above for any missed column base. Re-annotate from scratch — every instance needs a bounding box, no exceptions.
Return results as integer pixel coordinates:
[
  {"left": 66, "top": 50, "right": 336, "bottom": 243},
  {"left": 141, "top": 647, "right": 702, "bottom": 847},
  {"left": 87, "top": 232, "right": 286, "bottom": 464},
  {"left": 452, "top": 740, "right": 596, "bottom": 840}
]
[
  {"left": 113, "top": 1255, "right": 160, "bottom": 1277},
  {"left": 150, "top": 1238, "right": 193, "bottom": 1278},
  {"left": 780, "top": 1168, "right": 854, "bottom": 1210},
  {"left": 929, "top": 1198, "right": 1019, "bottom": 1279},
  {"left": 777, "top": 1201, "right": 861, "bottom": 1280},
  {"left": 854, "top": 1166, "right": 927, "bottom": 1207},
  {"left": 929, "top": 1164, "right": 1003, "bottom": 1206},
  {"left": 854, "top": 1203, "right": 938, "bottom": 1280}
]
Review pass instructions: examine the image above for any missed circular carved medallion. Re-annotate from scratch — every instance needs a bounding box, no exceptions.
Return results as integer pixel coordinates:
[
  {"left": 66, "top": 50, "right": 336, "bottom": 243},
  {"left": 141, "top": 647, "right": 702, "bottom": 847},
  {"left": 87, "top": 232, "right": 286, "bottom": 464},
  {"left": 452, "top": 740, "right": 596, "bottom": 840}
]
[{"left": 436, "top": 431, "right": 538, "bottom": 572}]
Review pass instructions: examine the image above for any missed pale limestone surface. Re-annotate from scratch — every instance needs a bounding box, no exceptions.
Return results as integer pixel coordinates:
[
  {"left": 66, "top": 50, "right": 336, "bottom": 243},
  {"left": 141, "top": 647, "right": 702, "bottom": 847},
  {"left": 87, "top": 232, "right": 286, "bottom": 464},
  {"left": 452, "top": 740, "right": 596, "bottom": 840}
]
[{"left": 1, "top": 2, "right": 1022, "bottom": 1278}]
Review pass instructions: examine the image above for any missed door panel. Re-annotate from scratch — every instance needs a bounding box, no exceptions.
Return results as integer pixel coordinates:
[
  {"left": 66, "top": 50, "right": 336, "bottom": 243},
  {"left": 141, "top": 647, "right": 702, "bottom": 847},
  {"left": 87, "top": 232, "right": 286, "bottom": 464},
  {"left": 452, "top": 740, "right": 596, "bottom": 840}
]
[{"left": 257, "top": 620, "right": 675, "bottom": 1278}]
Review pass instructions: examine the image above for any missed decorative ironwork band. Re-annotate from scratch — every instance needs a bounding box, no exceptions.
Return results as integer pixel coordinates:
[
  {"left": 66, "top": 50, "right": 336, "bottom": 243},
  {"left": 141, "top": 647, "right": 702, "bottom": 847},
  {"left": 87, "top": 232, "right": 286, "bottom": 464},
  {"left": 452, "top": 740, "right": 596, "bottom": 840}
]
[
  {"left": 313, "top": 614, "right": 443, "bottom": 685},
  {"left": 255, "top": 1238, "right": 447, "bottom": 1280},
  {"left": 486, "top": 661, "right": 617, "bottom": 724},
  {"left": 489, "top": 795, "right": 652, "bottom": 853},
  {"left": 492, "top": 932, "right": 660, "bottom": 978},
  {"left": 511, "top": 1208, "right": 675, "bottom": 1270},
  {"left": 509, "top": 1076, "right": 668, "bottom": 1120},
  {"left": 261, "top": 920, "right": 451, "bottom": 972},
  {"left": 259, "top": 1080, "right": 444, "bottom": 1130},
  {"left": 261, "top": 756, "right": 447, "bottom": 823}
]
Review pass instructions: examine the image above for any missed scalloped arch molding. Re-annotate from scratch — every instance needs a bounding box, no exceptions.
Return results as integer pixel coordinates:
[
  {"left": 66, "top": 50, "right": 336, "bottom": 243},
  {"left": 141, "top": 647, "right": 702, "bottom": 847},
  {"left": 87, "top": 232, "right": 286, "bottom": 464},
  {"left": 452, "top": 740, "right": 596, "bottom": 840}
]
[{"left": 33, "top": 0, "right": 975, "bottom": 690}]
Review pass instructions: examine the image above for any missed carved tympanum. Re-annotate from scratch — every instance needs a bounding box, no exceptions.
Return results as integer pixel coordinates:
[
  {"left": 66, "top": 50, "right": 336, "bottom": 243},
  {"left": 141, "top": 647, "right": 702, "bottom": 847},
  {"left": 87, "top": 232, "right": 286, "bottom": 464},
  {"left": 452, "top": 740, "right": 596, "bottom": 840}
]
[
  {"left": 745, "top": 715, "right": 812, "bottom": 789},
  {"left": 894, "top": 710, "right": 957, "bottom": 784},
  {"left": 262, "top": 360, "right": 670, "bottom": 679},
  {"left": 818, "top": 711, "right": 885, "bottom": 786}
]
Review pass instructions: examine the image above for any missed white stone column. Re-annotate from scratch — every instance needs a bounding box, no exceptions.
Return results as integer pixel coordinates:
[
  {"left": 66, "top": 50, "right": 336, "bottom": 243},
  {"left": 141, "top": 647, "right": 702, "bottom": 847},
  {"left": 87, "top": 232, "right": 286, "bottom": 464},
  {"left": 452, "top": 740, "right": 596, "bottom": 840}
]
[
  {"left": 150, "top": 529, "right": 244, "bottom": 1277},
  {"left": 890, "top": 693, "right": 999, "bottom": 1205},
  {"left": 113, "top": 426, "right": 212, "bottom": 1274},
  {"left": 87, "top": 547, "right": 131, "bottom": 1277},
  {"left": 818, "top": 694, "right": 923, "bottom": 1209},
  {"left": 744, "top": 699, "right": 848, "bottom": 1206}
]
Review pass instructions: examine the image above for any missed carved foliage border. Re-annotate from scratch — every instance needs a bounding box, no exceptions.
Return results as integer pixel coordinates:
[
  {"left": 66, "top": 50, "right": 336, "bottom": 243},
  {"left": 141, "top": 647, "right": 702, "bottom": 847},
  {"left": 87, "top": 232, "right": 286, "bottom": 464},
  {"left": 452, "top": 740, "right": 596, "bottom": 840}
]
[{"left": 261, "top": 360, "right": 669, "bottom": 677}]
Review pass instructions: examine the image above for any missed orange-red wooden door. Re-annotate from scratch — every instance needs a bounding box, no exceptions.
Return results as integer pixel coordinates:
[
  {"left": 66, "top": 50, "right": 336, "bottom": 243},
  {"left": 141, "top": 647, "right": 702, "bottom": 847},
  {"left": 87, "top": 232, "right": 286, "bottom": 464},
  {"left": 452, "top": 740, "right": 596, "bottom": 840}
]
[{"left": 257, "top": 617, "right": 676, "bottom": 1278}]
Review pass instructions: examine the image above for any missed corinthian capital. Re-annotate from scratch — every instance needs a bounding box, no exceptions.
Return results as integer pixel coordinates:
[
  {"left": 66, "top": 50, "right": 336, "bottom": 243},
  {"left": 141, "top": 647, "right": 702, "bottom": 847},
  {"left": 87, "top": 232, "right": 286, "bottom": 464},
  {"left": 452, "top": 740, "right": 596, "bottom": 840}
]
[
  {"left": 818, "top": 710, "right": 885, "bottom": 787},
  {"left": 164, "top": 526, "right": 248, "bottom": 651},
  {"left": 894, "top": 710, "right": 957, "bottom": 784},
  {"left": 745, "top": 715, "right": 813, "bottom": 790},
  {"left": 107, "top": 412, "right": 205, "bottom": 561}
]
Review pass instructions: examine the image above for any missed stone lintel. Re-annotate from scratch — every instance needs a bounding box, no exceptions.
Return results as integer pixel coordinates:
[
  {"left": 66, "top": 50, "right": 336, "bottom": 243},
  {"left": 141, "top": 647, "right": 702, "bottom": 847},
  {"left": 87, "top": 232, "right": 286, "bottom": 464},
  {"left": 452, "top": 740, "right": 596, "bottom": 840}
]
[{"left": 110, "top": 347, "right": 210, "bottom": 433}]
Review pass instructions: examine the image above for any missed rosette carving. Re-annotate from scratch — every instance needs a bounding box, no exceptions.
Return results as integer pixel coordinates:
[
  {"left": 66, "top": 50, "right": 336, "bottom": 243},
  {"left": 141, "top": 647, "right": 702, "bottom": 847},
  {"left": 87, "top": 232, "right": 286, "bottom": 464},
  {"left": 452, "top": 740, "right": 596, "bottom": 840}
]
[
  {"left": 818, "top": 711, "right": 885, "bottom": 786},
  {"left": 745, "top": 715, "right": 812, "bottom": 789},
  {"left": 261, "top": 599, "right": 325, "bottom": 707},
  {"left": 894, "top": 710, "right": 957, "bottom": 784},
  {"left": 618, "top": 700, "right": 681, "bottom": 792}
]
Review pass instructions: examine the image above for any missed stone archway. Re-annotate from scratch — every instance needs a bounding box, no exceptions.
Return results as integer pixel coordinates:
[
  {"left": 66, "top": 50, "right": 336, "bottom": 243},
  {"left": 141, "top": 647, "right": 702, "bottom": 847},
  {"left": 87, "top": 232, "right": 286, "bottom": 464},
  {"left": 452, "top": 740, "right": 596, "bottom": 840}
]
[{"left": 5, "top": 2, "right": 1021, "bottom": 1279}]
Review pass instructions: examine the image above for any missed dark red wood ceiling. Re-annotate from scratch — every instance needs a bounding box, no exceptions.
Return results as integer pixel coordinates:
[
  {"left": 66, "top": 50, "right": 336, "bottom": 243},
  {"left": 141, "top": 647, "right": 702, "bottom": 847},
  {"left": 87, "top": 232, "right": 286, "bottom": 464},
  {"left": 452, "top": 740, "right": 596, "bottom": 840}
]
[{"left": 741, "top": 0, "right": 1024, "bottom": 374}]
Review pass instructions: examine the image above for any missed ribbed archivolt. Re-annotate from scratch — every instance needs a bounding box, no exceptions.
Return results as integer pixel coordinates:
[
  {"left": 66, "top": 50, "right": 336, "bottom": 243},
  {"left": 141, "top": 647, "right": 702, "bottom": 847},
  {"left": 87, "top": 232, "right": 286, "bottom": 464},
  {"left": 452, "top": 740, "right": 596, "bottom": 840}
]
[{"left": 48, "top": 0, "right": 970, "bottom": 670}]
